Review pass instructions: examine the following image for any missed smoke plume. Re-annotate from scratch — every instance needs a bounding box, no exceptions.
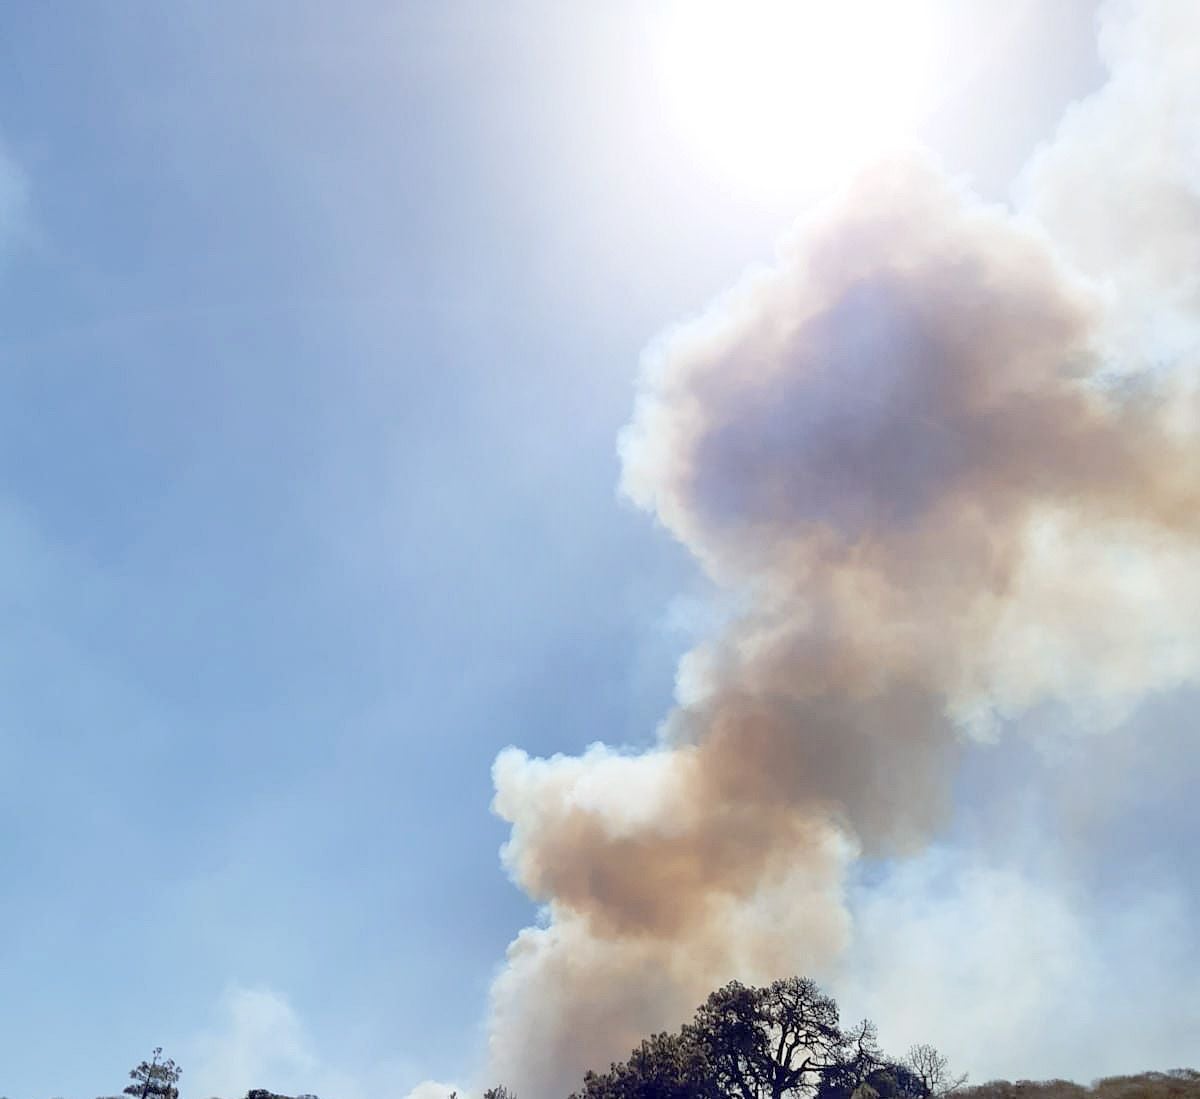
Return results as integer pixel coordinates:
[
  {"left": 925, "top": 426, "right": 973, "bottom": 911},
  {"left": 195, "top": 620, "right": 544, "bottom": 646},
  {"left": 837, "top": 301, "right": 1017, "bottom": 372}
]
[{"left": 487, "top": 4, "right": 1200, "bottom": 1094}]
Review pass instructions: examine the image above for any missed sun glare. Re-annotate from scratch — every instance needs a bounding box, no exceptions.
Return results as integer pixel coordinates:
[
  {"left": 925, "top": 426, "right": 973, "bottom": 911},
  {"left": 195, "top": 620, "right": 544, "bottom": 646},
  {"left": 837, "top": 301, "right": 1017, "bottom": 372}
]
[{"left": 658, "top": 0, "right": 933, "bottom": 202}]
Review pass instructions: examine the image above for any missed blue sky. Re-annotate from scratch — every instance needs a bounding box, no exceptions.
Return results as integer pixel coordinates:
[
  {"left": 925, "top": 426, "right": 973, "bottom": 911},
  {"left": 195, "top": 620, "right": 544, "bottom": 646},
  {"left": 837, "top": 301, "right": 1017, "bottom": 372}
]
[
  {"left": 6, "top": 4, "right": 1198, "bottom": 1099},
  {"left": 0, "top": 7, "right": 776, "bottom": 1093}
]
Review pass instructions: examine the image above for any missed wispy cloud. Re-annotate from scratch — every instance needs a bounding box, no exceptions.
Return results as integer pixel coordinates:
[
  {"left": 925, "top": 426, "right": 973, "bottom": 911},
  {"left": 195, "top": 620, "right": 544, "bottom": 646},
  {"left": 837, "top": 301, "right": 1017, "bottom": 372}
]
[
  {"left": 184, "top": 987, "right": 323, "bottom": 1099},
  {"left": 181, "top": 986, "right": 414, "bottom": 1099}
]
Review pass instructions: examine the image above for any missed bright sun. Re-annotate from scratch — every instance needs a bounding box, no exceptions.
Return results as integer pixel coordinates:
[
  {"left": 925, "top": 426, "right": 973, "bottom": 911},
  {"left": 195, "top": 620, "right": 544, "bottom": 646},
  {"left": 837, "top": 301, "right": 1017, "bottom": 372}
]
[{"left": 658, "top": 0, "right": 933, "bottom": 202}]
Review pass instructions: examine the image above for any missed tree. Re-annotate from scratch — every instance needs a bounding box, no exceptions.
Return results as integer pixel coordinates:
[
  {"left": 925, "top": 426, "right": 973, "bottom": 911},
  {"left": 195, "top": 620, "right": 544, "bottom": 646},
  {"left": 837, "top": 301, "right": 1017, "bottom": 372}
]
[
  {"left": 858, "top": 1064, "right": 929, "bottom": 1099},
  {"left": 817, "top": 1020, "right": 885, "bottom": 1099},
  {"left": 691, "top": 978, "right": 846, "bottom": 1099},
  {"left": 905, "top": 1046, "right": 966, "bottom": 1099},
  {"left": 124, "top": 1049, "right": 181, "bottom": 1099},
  {"left": 571, "top": 1030, "right": 718, "bottom": 1099},
  {"left": 564, "top": 975, "right": 980, "bottom": 1099}
]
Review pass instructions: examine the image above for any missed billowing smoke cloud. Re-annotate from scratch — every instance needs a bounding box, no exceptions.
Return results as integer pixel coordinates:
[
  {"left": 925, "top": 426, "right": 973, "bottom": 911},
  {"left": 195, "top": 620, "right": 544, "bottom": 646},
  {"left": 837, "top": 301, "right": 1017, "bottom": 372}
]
[
  {"left": 1019, "top": 0, "right": 1200, "bottom": 376},
  {"left": 487, "top": 4, "right": 1200, "bottom": 1094}
]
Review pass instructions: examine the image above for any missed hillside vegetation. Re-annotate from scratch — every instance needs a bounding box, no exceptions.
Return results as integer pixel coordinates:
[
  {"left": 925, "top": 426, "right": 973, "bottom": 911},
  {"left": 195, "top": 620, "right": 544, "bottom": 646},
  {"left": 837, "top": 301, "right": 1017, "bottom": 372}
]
[{"left": 90, "top": 981, "right": 1199, "bottom": 1099}]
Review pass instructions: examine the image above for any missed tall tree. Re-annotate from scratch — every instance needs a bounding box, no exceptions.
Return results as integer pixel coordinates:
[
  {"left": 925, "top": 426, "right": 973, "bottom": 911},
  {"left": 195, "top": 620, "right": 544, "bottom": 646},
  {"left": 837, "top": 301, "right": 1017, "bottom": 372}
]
[
  {"left": 123, "top": 1048, "right": 181, "bottom": 1099},
  {"left": 691, "top": 978, "right": 846, "bottom": 1099}
]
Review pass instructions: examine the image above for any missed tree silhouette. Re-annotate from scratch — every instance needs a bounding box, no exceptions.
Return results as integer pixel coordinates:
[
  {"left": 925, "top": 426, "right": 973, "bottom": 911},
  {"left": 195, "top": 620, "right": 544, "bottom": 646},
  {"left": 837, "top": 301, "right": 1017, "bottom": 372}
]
[
  {"left": 124, "top": 1048, "right": 181, "bottom": 1099},
  {"left": 572, "top": 1030, "right": 719, "bottom": 1099},
  {"left": 690, "top": 978, "right": 846, "bottom": 1099},
  {"left": 906, "top": 1046, "right": 966, "bottom": 1099}
]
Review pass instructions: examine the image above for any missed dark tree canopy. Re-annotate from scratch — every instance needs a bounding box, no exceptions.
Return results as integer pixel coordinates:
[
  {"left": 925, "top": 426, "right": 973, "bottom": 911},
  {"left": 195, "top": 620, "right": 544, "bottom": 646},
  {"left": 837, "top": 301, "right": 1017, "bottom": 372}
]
[
  {"left": 690, "top": 978, "right": 845, "bottom": 1099},
  {"left": 572, "top": 1031, "right": 719, "bottom": 1099},
  {"left": 567, "top": 977, "right": 959, "bottom": 1099}
]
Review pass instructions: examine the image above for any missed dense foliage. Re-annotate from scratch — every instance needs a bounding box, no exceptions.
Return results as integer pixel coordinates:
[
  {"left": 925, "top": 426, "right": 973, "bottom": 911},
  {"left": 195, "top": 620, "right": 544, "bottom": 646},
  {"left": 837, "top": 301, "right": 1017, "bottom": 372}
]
[{"left": 566, "top": 978, "right": 934, "bottom": 1099}]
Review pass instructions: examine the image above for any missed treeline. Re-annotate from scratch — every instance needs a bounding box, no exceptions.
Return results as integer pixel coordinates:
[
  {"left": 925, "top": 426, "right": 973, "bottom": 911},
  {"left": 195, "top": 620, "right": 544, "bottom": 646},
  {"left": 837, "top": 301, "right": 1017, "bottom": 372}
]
[
  {"left": 494, "top": 976, "right": 1199, "bottom": 1099},
  {"left": 64, "top": 978, "right": 1200, "bottom": 1099},
  {"left": 959, "top": 1075, "right": 1200, "bottom": 1099}
]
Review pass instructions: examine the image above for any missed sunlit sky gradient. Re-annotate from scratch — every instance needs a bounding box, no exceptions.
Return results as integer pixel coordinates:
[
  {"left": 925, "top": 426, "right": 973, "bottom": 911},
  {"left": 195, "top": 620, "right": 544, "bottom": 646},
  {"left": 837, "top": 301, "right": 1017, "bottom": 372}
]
[{"left": 5, "top": 3, "right": 1196, "bottom": 1098}]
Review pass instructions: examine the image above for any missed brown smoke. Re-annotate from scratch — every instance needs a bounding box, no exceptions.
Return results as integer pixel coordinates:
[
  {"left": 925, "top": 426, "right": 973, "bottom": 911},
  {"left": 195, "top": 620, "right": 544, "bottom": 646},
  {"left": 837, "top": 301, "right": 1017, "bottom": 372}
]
[{"left": 486, "top": 88, "right": 1200, "bottom": 1099}]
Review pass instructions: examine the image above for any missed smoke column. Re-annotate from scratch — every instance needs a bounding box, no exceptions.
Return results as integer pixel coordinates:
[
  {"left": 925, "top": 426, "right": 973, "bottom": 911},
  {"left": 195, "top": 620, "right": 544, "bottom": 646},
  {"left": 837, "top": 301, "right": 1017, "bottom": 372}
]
[{"left": 487, "top": 4, "right": 1200, "bottom": 1094}]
